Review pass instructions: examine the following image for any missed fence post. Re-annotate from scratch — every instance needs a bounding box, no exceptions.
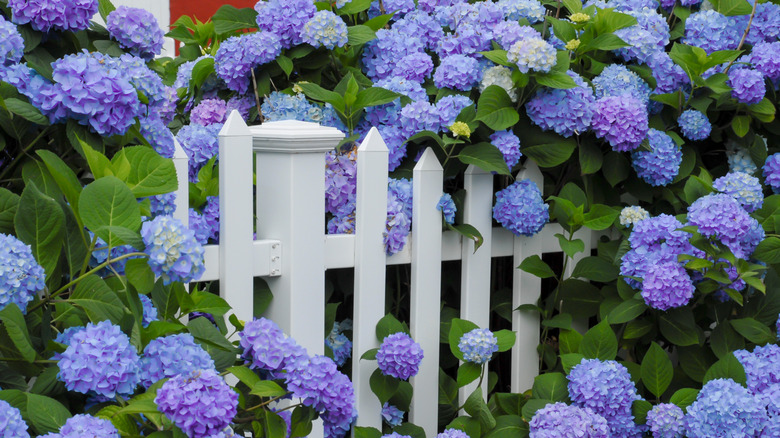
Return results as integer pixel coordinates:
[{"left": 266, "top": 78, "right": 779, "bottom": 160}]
[
  {"left": 511, "top": 162, "right": 545, "bottom": 393},
  {"left": 218, "top": 112, "right": 255, "bottom": 326},
  {"left": 172, "top": 138, "right": 189, "bottom": 227},
  {"left": 409, "top": 148, "right": 443, "bottom": 438},
  {"left": 352, "top": 128, "right": 388, "bottom": 430},
  {"left": 253, "top": 120, "right": 344, "bottom": 358}
]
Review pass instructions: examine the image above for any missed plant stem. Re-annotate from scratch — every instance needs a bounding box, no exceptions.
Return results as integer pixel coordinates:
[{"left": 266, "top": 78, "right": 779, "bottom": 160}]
[
  {"left": 244, "top": 394, "right": 290, "bottom": 412},
  {"left": 724, "top": 0, "right": 757, "bottom": 74},
  {"left": 251, "top": 68, "right": 265, "bottom": 124},
  {"left": 0, "top": 126, "right": 51, "bottom": 181}
]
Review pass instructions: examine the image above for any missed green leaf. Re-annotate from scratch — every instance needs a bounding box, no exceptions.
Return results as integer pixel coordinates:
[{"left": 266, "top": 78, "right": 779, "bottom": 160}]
[
  {"left": 451, "top": 224, "right": 484, "bottom": 252},
  {"left": 578, "top": 140, "right": 603, "bottom": 175},
  {"left": 0, "top": 304, "right": 36, "bottom": 362},
  {"left": 532, "top": 372, "right": 569, "bottom": 402},
  {"left": 360, "top": 348, "right": 378, "bottom": 360},
  {"left": 729, "top": 318, "right": 774, "bottom": 345},
  {"left": 632, "top": 399, "right": 653, "bottom": 425},
  {"left": 363, "top": 13, "right": 394, "bottom": 31},
  {"left": 753, "top": 237, "right": 780, "bottom": 264},
  {"left": 125, "top": 259, "right": 155, "bottom": 294},
  {"left": 369, "top": 368, "right": 399, "bottom": 404},
  {"left": 607, "top": 299, "right": 647, "bottom": 324},
  {"left": 711, "top": 322, "right": 745, "bottom": 359},
  {"left": 479, "top": 50, "right": 511, "bottom": 67},
  {"left": 35, "top": 150, "right": 83, "bottom": 223},
  {"left": 484, "top": 415, "right": 529, "bottom": 438},
  {"left": 579, "top": 319, "right": 618, "bottom": 361},
  {"left": 475, "top": 85, "right": 519, "bottom": 131},
  {"left": 495, "top": 329, "right": 516, "bottom": 352},
  {"left": 659, "top": 308, "right": 700, "bottom": 346},
  {"left": 449, "top": 318, "right": 480, "bottom": 361},
  {"left": 522, "top": 399, "right": 553, "bottom": 422},
  {"left": 376, "top": 313, "right": 406, "bottom": 341},
  {"left": 546, "top": 17, "right": 576, "bottom": 42},
  {"left": 5, "top": 98, "right": 48, "bottom": 125},
  {"left": 251, "top": 381, "right": 288, "bottom": 397},
  {"left": 535, "top": 71, "right": 577, "bottom": 89},
  {"left": 542, "top": 314, "right": 573, "bottom": 330},
  {"left": 709, "top": 0, "right": 753, "bottom": 15},
  {"left": 227, "top": 366, "right": 262, "bottom": 388},
  {"left": 570, "top": 256, "right": 619, "bottom": 282},
  {"left": 518, "top": 255, "right": 556, "bottom": 279},
  {"left": 211, "top": 5, "right": 258, "bottom": 33},
  {"left": 580, "top": 33, "right": 629, "bottom": 52},
  {"left": 703, "top": 352, "right": 746, "bottom": 386},
  {"left": 457, "top": 362, "right": 482, "bottom": 387},
  {"left": 583, "top": 204, "right": 618, "bottom": 231},
  {"left": 354, "top": 427, "right": 382, "bottom": 438},
  {"left": 26, "top": 394, "right": 71, "bottom": 434},
  {"left": 188, "top": 290, "right": 232, "bottom": 317},
  {"left": 0, "top": 188, "right": 19, "bottom": 234},
  {"left": 14, "top": 181, "right": 64, "bottom": 279},
  {"left": 188, "top": 317, "right": 239, "bottom": 371},
  {"left": 732, "top": 115, "right": 751, "bottom": 137},
  {"left": 603, "top": 152, "right": 630, "bottom": 186},
  {"left": 458, "top": 143, "right": 511, "bottom": 175},
  {"left": 641, "top": 342, "right": 673, "bottom": 398},
  {"left": 298, "top": 83, "right": 345, "bottom": 113},
  {"left": 347, "top": 25, "right": 377, "bottom": 45},
  {"left": 561, "top": 353, "right": 585, "bottom": 374},
  {"left": 464, "top": 387, "right": 496, "bottom": 431},
  {"left": 96, "top": 405, "right": 138, "bottom": 436},
  {"left": 116, "top": 399, "right": 160, "bottom": 416},
  {"left": 190, "top": 57, "right": 215, "bottom": 88},
  {"left": 559, "top": 279, "right": 601, "bottom": 319},
  {"left": 522, "top": 139, "right": 577, "bottom": 168},
  {"left": 277, "top": 56, "right": 293, "bottom": 77},
  {"left": 69, "top": 275, "right": 125, "bottom": 324},
  {"left": 117, "top": 147, "right": 178, "bottom": 197},
  {"left": 670, "top": 388, "right": 699, "bottom": 411},
  {"left": 353, "top": 87, "right": 400, "bottom": 110},
  {"left": 98, "top": 0, "right": 116, "bottom": 21},
  {"left": 79, "top": 176, "right": 142, "bottom": 248},
  {"left": 337, "top": 0, "right": 371, "bottom": 13},
  {"left": 559, "top": 329, "right": 582, "bottom": 355}
]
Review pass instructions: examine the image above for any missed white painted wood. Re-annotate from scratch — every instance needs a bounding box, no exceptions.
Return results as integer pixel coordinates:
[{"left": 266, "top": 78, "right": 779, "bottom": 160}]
[
  {"left": 408, "top": 148, "right": 443, "bottom": 437},
  {"left": 352, "top": 128, "right": 389, "bottom": 430},
  {"left": 172, "top": 138, "right": 189, "bottom": 227},
  {"left": 218, "top": 111, "right": 255, "bottom": 327},
  {"left": 199, "top": 240, "right": 282, "bottom": 282},
  {"left": 459, "top": 165, "right": 494, "bottom": 407}
]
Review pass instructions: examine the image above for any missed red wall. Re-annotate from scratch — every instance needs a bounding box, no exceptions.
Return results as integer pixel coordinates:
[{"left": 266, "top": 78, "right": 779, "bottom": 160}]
[{"left": 170, "top": 0, "right": 257, "bottom": 24}]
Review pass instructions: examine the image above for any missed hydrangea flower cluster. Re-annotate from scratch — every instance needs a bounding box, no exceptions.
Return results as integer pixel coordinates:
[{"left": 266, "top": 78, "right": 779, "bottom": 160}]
[
  {"left": 8, "top": 0, "right": 97, "bottom": 32},
  {"left": 301, "top": 11, "right": 348, "bottom": 50},
  {"left": 436, "top": 429, "right": 469, "bottom": 438},
  {"left": 687, "top": 193, "right": 760, "bottom": 258},
  {"left": 529, "top": 402, "right": 610, "bottom": 438},
  {"left": 0, "top": 16, "right": 24, "bottom": 67},
  {"left": 325, "top": 320, "right": 353, "bottom": 367},
  {"left": 433, "top": 55, "right": 482, "bottom": 91},
  {"left": 480, "top": 66, "right": 517, "bottom": 102},
  {"left": 507, "top": 38, "right": 557, "bottom": 73},
  {"left": 591, "top": 96, "right": 649, "bottom": 152},
  {"left": 376, "top": 332, "right": 424, "bottom": 380},
  {"left": 733, "top": 344, "right": 780, "bottom": 395},
  {"left": 155, "top": 369, "right": 238, "bottom": 438},
  {"left": 458, "top": 328, "right": 499, "bottom": 364},
  {"left": 728, "top": 68, "right": 766, "bottom": 104},
  {"left": 631, "top": 128, "right": 681, "bottom": 186},
  {"left": 592, "top": 65, "right": 652, "bottom": 107},
  {"left": 148, "top": 193, "right": 177, "bottom": 217},
  {"left": 57, "top": 320, "right": 140, "bottom": 398},
  {"left": 385, "top": 178, "right": 413, "bottom": 254},
  {"left": 684, "top": 379, "right": 768, "bottom": 437},
  {"left": 0, "top": 233, "right": 45, "bottom": 314},
  {"left": 215, "top": 32, "right": 282, "bottom": 94},
  {"left": 641, "top": 261, "right": 695, "bottom": 310},
  {"left": 683, "top": 10, "right": 742, "bottom": 54},
  {"left": 140, "top": 333, "right": 215, "bottom": 388},
  {"left": 493, "top": 180, "right": 549, "bottom": 237},
  {"left": 191, "top": 99, "right": 228, "bottom": 126},
  {"left": 764, "top": 153, "right": 780, "bottom": 193},
  {"left": 750, "top": 42, "right": 780, "bottom": 81},
  {"left": 176, "top": 123, "right": 221, "bottom": 182},
  {"left": 0, "top": 399, "right": 29, "bottom": 438},
  {"left": 382, "top": 402, "right": 404, "bottom": 426},
  {"left": 239, "top": 317, "right": 307, "bottom": 375},
  {"left": 646, "top": 403, "right": 684, "bottom": 438},
  {"left": 106, "top": 6, "right": 164, "bottom": 59},
  {"left": 437, "top": 194, "right": 457, "bottom": 225},
  {"left": 619, "top": 206, "right": 650, "bottom": 227},
  {"left": 713, "top": 172, "right": 763, "bottom": 213},
  {"left": 499, "top": 0, "right": 546, "bottom": 22},
  {"left": 646, "top": 52, "right": 689, "bottom": 95},
  {"left": 139, "top": 294, "right": 158, "bottom": 328},
  {"left": 489, "top": 130, "right": 523, "bottom": 168},
  {"left": 140, "top": 115, "right": 176, "bottom": 158},
  {"left": 43, "top": 414, "right": 119, "bottom": 438},
  {"left": 141, "top": 215, "right": 206, "bottom": 284},
  {"left": 678, "top": 109, "right": 712, "bottom": 141},
  {"left": 88, "top": 233, "right": 138, "bottom": 275},
  {"left": 526, "top": 71, "right": 595, "bottom": 138}
]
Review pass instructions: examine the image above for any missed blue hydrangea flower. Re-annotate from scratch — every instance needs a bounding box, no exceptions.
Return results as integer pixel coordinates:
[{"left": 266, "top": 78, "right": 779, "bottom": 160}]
[
  {"left": 106, "top": 6, "right": 164, "bottom": 60},
  {"left": 647, "top": 403, "right": 685, "bottom": 438},
  {"left": 325, "top": 149, "right": 357, "bottom": 217},
  {"left": 8, "top": 0, "right": 96, "bottom": 32},
  {"left": 608, "top": 0, "right": 659, "bottom": 11},
  {"left": 255, "top": 0, "right": 317, "bottom": 48},
  {"left": 739, "top": 1, "right": 780, "bottom": 45},
  {"left": 526, "top": 70, "right": 595, "bottom": 137},
  {"left": 713, "top": 172, "right": 763, "bottom": 213},
  {"left": 629, "top": 214, "right": 692, "bottom": 253},
  {"left": 764, "top": 153, "right": 780, "bottom": 193},
  {"left": 507, "top": 38, "right": 557, "bottom": 73},
  {"left": 215, "top": 32, "right": 282, "bottom": 94},
  {"left": 0, "top": 15, "right": 24, "bottom": 66},
  {"left": 48, "top": 414, "right": 119, "bottom": 438},
  {"left": 369, "top": 0, "right": 416, "bottom": 20},
  {"left": 436, "top": 95, "right": 474, "bottom": 128},
  {"left": 156, "top": 369, "right": 238, "bottom": 438},
  {"left": 363, "top": 28, "right": 425, "bottom": 81},
  {"left": 641, "top": 261, "right": 694, "bottom": 310},
  {"left": 729, "top": 146, "right": 757, "bottom": 175},
  {"left": 377, "top": 332, "right": 424, "bottom": 380},
  {"left": 435, "top": 2, "right": 503, "bottom": 29},
  {"left": 646, "top": 51, "right": 690, "bottom": 94},
  {"left": 302, "top": 11, "right": 348, "bottom": 49},
  {"left": 684, "top": 378, "right": 768, "bottom": 437},
  {"left": 226, "top": 95, "right": 254, "bottom": 121},
  {"left": 436, "top": 429, "right": 470, "bottom": 438},
  {"left": 189, "top": 209, "right": 211, "bottom": 245},
  {"left": 678, "top": 109, "right": 711, "bottom": 141},
  {"left": 498, "top": 0, "right": 546, "bottom": 22},
  {"left": 0, "top": 399, "right": 29, "bottom": 438},
  {"left": 139, "top": 294, "right": 158, "bottom": 328},
  {"left": 592, "top": 64, "right": 652, "bottom": 108},
  {"left": 632, "top": 128, "right": 682, "bottom": 186},
  {"left": 158, "top": 86, "right": 178, "bottom": 125},
  {"left": 177, "top": 123, "right": 221, "bottom": 182},
  {"left": 141, "top": 215, "right": 205, "bottom": 284},
  {"left": 147, "top": 193, "right": 176, "bottom": 218},
  {"left": 749, "top": 41, "right": 780, "bottom": 81},
  {"left": 202, "top": 196, "right": 220, "bottom": 242},
  {"left": 592, "top": 96, "right": 649, "bottom": 152},
  {"left": 0, "top": 233, "right": 45, "bottom": 314},
  {"left": 728, "top": 68, "right": 766, "bottom": 105},
  {"left": 385, "top": 178, "right": 414, "bottom": 254},
  {"left": 396, "top": 52, "right": 435, "bottom": 83},
  {"left": 493, "top": 180, "right": 549, "bottom": 237},
  {"left": 436, "top": 23, "right": 492, "bottom": 58},
  {"left": 683, "top": 10, "right": 742, "bottom": 54},
  {"left": 0, "top": 64, "right": 66, "bottom": 123},
  {"left": 325, "top": 320, "right": 353, "bottom": 367},
  {"left": 140, "top": 333, "right": 215, "bottom": 388},
  {"left": 393, "top": 10, "right": 444, "bottom": 51},
  {"left": 433, "top": 55, "right": 482, "bottom": 91},
  {"left": 57, "top": 320, "right": 140, "bottom": 398},
  {"left": 619, "top": 206, "right": 650, "bottom": 227},
  {"left": 458, "top": 328, "right": 498, "bottom": 364},
  {"left": 239, "top": 317, "right": 308, "bottom": 374},
  {"left": 568, "top": 359, "right": 642, "bottom": 437},
  {"left": 687, "top": 193, "right": 755, "bottom": 253},
  {"left": 400, "top": 98, "right": 440, "bottom": 135},
  {"left": 418, "top": 0, "right": 465, "bottom": 12},
  {"left": 191, "top": 99, "right": 227, "bottom": 126},
  {"left": 529, "top": 402, "right": 610, "bottom": 438},
  {"left": 52, "top": 326, "right": 84, "bottom": 360},
  {"left": 777, "top": 314, "right": 780, "bottom": 340},
  {"left": 614, "top": 9, "right": 669, "bottom": 63},
  {"left": 492, "top": 21, "right": 541, "bottom": 50},
  {"left": 382, "top": 402, "right": 404, "bottom": 426},
  {"left": 437, "top": 194, "right": 457, "bottom": 225},
  {"left": 140, "top": 115, "right": 176, "bottom": 158},
  {"left": 490, "top": 130, "right": 523, "bottom": 169},
  {"left": 733, "top": 344, "right": 780, "bottom": 396}
]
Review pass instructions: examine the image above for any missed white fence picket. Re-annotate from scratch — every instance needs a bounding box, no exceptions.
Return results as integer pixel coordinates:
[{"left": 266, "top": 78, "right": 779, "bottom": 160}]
[
  {"left": 172, "top": 138, "right": 189, "bottom": 227},
  {"left": 352, "top": 128, "right": 389, "bottom": 429},
  {"left": 408, "top": 148, "right": 444, "bottom": 438}
]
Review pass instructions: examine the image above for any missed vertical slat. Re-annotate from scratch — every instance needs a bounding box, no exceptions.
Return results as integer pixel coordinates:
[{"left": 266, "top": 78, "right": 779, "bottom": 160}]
[
  {"left": 352, "top": 128, "right": 388, "bottom": 429},
  {"left": 459, "top": 165, "right": 493, "bottom": 405},
  {"left": 511, "top": 162, "right": 545, "bottom": 393},
  {"left": 409, "top": 148, "right": 443, "bottom": 437},
  {"left": 172, "top": 138, "right": 189, "bottom": 227},
  {"left": 218, "top": 112, "right": 254, "bottom": 326}
]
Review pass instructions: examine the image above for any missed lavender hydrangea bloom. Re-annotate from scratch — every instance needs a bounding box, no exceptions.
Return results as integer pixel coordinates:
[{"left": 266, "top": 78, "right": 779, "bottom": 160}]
[
  {"left": 50, "top": 414, "right": 119, "bottom": 438},
  {"left": 393, "top": 10, "right": 444, "bottom": 51},
  {"left": 0, "top": 16, "right": 24, "bottom": 66},
  {"left": 156, "top": 369, "right": 238, "bottom": 438},
  {"left": 490, "top": 130, "right": 523, "bottom": 168},
  {"left": 301, "top": 11, "right": 348, "bottom": 50},
  {"left": 492, "top": 21, "right": 541, "bottom": 50},
  {"left": 592, "top": 96, "right": 649, "bottom": 152},
  {"left": 526, "top": 71, "right": 595, "bottom": 137},
  {"left": 764, "top": 153, "right": 780, "bottom": 193},
  {"left": 382, "top": 403, "right": 404, "bottom": 426},
  {"left": 369, "top": 0, "right": 416, "bottom": 20},
  {"left": 215, "top": 31, "right": 282, "bottom": 94},
  {"left": 434, "top": 55, "right": 482, "bottom": 91},
  {"left": 619, "top": 206, "right": 650, "bottom": 227},
  {"left": 739, "top": 1, "right": 780, "bottom": 45},
  {"left": 140, "top": 333, "right": 215, "bottom": 388},
  {"left": 507, "top": 38, "right": 557, "bottom": 73},
  {"left": 0, "top": 64, "right": 66, "bottom": 123},
  {"left": 592, "top": 64, "right": 652, "bottom": 107},
  {"left": 386, "top": 178, "right": 413, "bottom": 254},
  {"left": 498, "top": 0, "right": 546, "bottom": 23},
  {"left": 106, "top": 6, "right": 164, "bottom": 59},
  {"left": 614, "top": 9, "right": 669, "bottom": 63},
  {"left": 383, "top": 433, "right": 411, "bottom": 438},
  {"left": 687, "top": 193, "right": 755, "bottom": 252},
  {"left": 436, "top": 95, "right": 474, "bottom": 128},
  {"left": 147, "top": 193, "right": 176, "bottom": 218},
  {"left": 0, "top": 399, "right": 29, "bottom": 438},
  {"left": 400, "top": 100, "right": 442, "bottom": 138},
  {"left": 226, "top": 95, "right": 254, "bottom": 121},
  {"left": 493, "top": 180, "right": 549, "bottom": 237},
  {"left": 437, "top": 429, "right": 470, "bottom": 438},
  {"left": 8, "top": 0, "right": 97, "bottom": 32},
  {"left": 646, "top": 52, "right": 690, "bottom": 94},
  {"left": 677, "top": 109, "right": 711, "bottom": 141},
  {"left": 57, "top": 320, "right": 140, "bottom": 398},
  {"left": 458, "top": 328, "right": 498, "bottom": 364},
  {"left": 529, "top": 402, "right": 610, "bottom": 438},
  {"left": 641, "top": 261, "right": 694, "bottom": 310},
  {"left": 683, "top": 10, "right": 742, "bottom": 54},
  {"left": 177, "top": 123, "right": 221, "bottom": 182},
  {"left": 255, "top": 0, "right": 317, "bottom": 48},
  {"left": 436, "top": 24, "right": 492, "bottom": 58},
  {"left": 728, "top": 68, "right": 766, "bottom": 104},
  {"left": 437, "top": 194, "right": 457, "bottom": 225},
  {"left": 568, "top": 359, "right": 642, "bottom": 437},
  {"left": 436, "top": 2, "right": 504, "bottom": 29},
  {"left": 713, "top": 172, "right": 763, "bottom": 212},
  {"left": 632, "top": 128, "right": 681, "bottom": 186},
  {"left": 777, "top": 314, "right": 780, "bottom": 340},
  {"left": 0, "top": 234, "right": 45, "bottom": 314},
  {"left": 750, "top": 42, "right": 780, "bottom": 81},
  {"left": 363, "top": 28, "right": 425, "bottom": 81},
  {"left": 377, "top": 332, "right": 424, "bottom": 380},
  {"left": 646, "top": 403, "right": 685, "bottom": 438},
  {"left": 733, "top": 344, "right": 780, "bottom": 395},
  {"left": 684, "top": 379, "right": 768, "bottom": 437},
  {"left": 191, "top": 99, "right": 227, "bottom": 126},
  {"left": 202, "top": 196, "right": 220, "bottom": 242},
  {"left": 396, "top": 52, "right": 435, "bottom": 83},
  {"left": 325, "top": 320, "right": 352, "bottom": 367},
  {"left": 325, "top": 148, "right": 357, "bottom": 217},
  {"left": 630, "top": 214, "right": 692, "bottom": 253},
  {"left": 139, "top": 294, "right": 158, "bottom": 328},
  {"left": 240, "top": 317, "right": 307, "bottom": 374},
  {"left": 141, "top": 215, "right": 205, "bottom": 284},
  {"left": 140, "top": 115, "right": 175, "bottom": 158}
]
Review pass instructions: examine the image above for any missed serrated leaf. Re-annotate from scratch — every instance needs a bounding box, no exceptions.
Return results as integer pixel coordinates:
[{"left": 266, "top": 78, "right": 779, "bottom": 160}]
[
  {"left": 475, "top": 85, "right": 519, "bottom": 131},
  {"left": 251, "top": 381, "right": 287, "bottom": 397},
  {"left": 670, "top": 388, "right": 699, "bottom": 410},
  {"left": 458, "top": 143, "right": 511, "bottom": 175},
  {"left": 607, "top": 299, "right": 647, "bottom": 324},
  {"left": 79, "top": 176, "right": 142, "bottom": 248},
  {"left": 570, "top": 256, "right": 619, "bottom": 282},
  {"left": 211, "top": 5, "right": 258, "bottom": 33},
  {"left": 14, "top": 181, "right": 64, "bottom": 280},
  {"left": 0, "top": 304, "right": 36, "bottom": 362},
  {"left": 369, "top": 368, "right": 399, "bottom": 404},
  {"left": 641, "top": 342, "right": 673, "bottom": 398},
  {"left": 347, "top": 25, "right": 377, "bottom": 45},
  {"left": 532, "top": 372, "right": 569, "bottom": 402},
  {"left": 703, "top": 352, "right": 746, "bottom": 386},
  {"left": 579, "top": 319, "right": 617, "bottom": 361},
  {"left": 729, "top": 318, "right": 774, "bottom": 345}
]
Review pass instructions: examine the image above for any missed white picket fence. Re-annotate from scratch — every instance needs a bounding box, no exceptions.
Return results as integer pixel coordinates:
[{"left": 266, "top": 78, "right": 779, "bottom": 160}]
[{"left": 171, "top": 112, "right": 600, "bottom": 438}]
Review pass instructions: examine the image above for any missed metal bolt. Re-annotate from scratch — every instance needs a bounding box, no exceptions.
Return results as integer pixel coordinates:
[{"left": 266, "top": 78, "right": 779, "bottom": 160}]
[
  {"left": 272, "top": 256, "right": 279, "bottom": 262},
  {"left": 272, "top": 244, "right": 279, "bottom": 249}
]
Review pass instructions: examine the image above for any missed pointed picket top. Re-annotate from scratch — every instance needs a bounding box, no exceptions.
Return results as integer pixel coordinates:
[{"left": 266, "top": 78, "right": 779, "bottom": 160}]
[
  {"left": 357, "top": 127, "right": 388, "bottom": 153},
  {"left": 464, "top": 164, "right": 488, "bottom": 176},
  {"left": 516, "top": 160, "right": 543, "bottom": 188},
  {"left": 251, "top": 120, "right": 344, "bottom": 153},
  {"left": 219, "top": 110, "right": 252, "bottom": 137},
  {"left": 172, "top": 137, "right": 187, "bottom": 160},
  {"left": 414, "top": 147, "right": 443, "bottom": 172}
]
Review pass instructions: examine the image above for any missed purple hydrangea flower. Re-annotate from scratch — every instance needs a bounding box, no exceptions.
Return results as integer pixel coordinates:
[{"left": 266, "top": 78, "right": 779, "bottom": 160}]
[
  {"left": 8, "top": 0, "right": 96, "bottom": 32},
  {"left": 437, "top": 193, "right": 457, "bottom": 225},
  {"left": 0, "top": 64, "right": 66, "bottom": 123},
  {"left": 215, "top": 32, "right": 282, "bottom": 94},
  {"left": 0, "top": 399, "right": 29, "bottom": 438},
  {"left": 106, "top": 6, "right": 164, "bottom": 60},
  {"left": 325, "top": 148, "right": 357, "bottom": 217},
  {"left": 609, "top": 0, "right": 659, "bottom": 11},
  {"left": 733, "top": 344, "right": 780, "bottom": 396},
  {"left": 175, "top": 56, "right": 218, "bottom": 92},
  {"left": 592, "top": 96, "right": 649, "bottom": 152},
  {"left": 529, "top": 402, "right": 610, "bottom": 438},
  {"left": 226, "top": 95, "right": 254, "bottom": 121},
  {"left": 687, "top": 193, "right": 755, "bottom": 254},
  {"left": 458, "top": 328, "right": 498, "bottom": 364},
  {"left": 393, "top": 10, "right": 444, "bottom": 51},
  {"left": 764, "top": 153, "right": 780, "bottom": 193},
  {"left": 383, "top": 433, "right": 411, "bottom": 438},
  {"left": 382, "top": 402, "right": 404, "bottom": 426},
  {"left": 678, "top": 109, "right": 711, "bottom": 141},
  {"left": 614, "top": 9, "right": 669, "bottom": 63},
  {"left": 436, "top": 429, "right": 470, "bottom": 438},
  {"left": 490, "top": 130, "right": 523, "bottom": 169},
  {"left": 683, "top": 10, "right": 742, "bottom": 54},
  {"left": 49, "top": 414, "right": 119, "bottom": 438},
  {"left": 255, "top": 0, "right": 317, "bottom": 48},
  {"left": 147, "top": 193, "right": 176, "bottom": 218},
  {"left": 646, "top": 52, "right": 690, "bottom": 95},
  {"left": 630, "top": 214, "right": 692, "bottom": 253},
  {"left": 0, "top": 233, "right": 45, "bottom": 314},
  {"left": 377, "top": 332, "right": 424, "bottom": 380},
  {"left": 325, "top": 320, "right": 352, "bottom": 367},
  {"left": 436, "top": 95, "right": 474, "bottom": 128},
  {"left": 239, "top": 317, "right": 308, "bottom": 374},
  {"left": 191, "top": 99, "right": 227, "bottom": 126},
  {"left": 728, "top": 68, "right": 766, "bottom": 105},
  {"left": 156, "top": 369, "right": 238, "bottom": 438},
  {"left": 632, "top": 128, "right": 681, "bottom": 186},
  {"left": 435, "top": 2, "right": 503, "bottom": 29},
  {"left": 492, "top": 21, "right": 541, "bottom": 50},
  {"left": 189, "top": 209, "right": 210, "bottom": 246},
  {"left": 436, "top": 24, "right": 491, "bottom": 58},
  {"left": 140, "top": 294, "right": 158, "bottom": 328},
  {"left": 396, "top": 52, "right": 435, "bottom": 83},
  {"left": 202, "top": 196, "right": 220, "bottom": 242},
  {"left": 141, "top": 215, "right": 206, "bottom": 284},
  {"left": 507, "top": 38, "right": 557, "bottom": 73},
  {"left": 493, "top": 180, "right": 549, "bottom": 237},
  {"left": 433, "top": 55, "right": 482, "bottom": 91},
  {"left": 777, "top": 314, "right": 780, "bottom": 340},
  {"left": 750, "top": 42, "right": 780, "bottom": 81},
  {"left": 739, "top": 1, "right": 780, "bottom": 45},
  {"left": 140, "top": 333, "right": 215, "bottom": 388},
  {"left": 363, "top": 28, "right": 425, "bottom": 81},
  {"left": 57, "top": 320, "right": 140, "bottom": 398},
  {"left": 0, "top": 15, "right": 24, "bottom": 66},
  {"left": 140, "top": 115, "right": 176, "bottom": 158},
  {"left": 385, "top": 178, "right": 413, "bottom": 254},
  {"left": 526, "top": 70, "right": 595, "bottom": 137},
  {"left": 369, "top": 0, "right": 416, "bottom": 20},
  {"left": 647, "top": 403, "right": 685, "bottom": 438},
  {"left": 177, "top": 123, "right": 221, "bottom": 182},
  {"left": 418, "top": 0, "right": 466, "bottom": 12},
  {"left": 684, "top": 378, "right": 768, "bottom": 437},
  {"left": 302, "top": 11, "right": 348, "bottom": 49},
  {"left": 641, "top": 261, "right": 695, "bottom": 310},
  {"left": 713, "top": 172, "right": 763, "bottom": 213}
]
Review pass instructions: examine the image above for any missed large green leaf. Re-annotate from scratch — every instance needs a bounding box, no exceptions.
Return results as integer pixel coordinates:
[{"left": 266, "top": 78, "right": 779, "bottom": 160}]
[
  {"left": 753, "top": 237, "right": 780, "bottom": 264},
  {"left": 570, "top": 256, "right": 619, "bottom": 282},
  {"left": 709, "top": 0, "right": 753, "bottom": 15},
  {"left": 369, "top": 368, "right": 399, "bottom": 404},
  {"left": 114, "top": 147, "right": 177, "bottom": 197},
  {"left": 464, "top": 387, "right": 496, "bottom": 431},
  {"left": 484, "top": 415, "right": 528, "bottom": 438},
  {"left": 5, "top": 98, "right": 48, "bottom": 125},
  {"left": 347, "top": 25, "right": 377, "bottom": 45},
  {"left": 531, "top": 372, "right": 569, "bottom": 402},
  {"left": 211, "top": 5, "right": 258, "bottom": 33},
  {"left": 518, "top": 255, "right": 556, "bottom": 279},
  {"left": 607, "top": 298, "right": 647, "bottom": 324},
  {"left": 0, "top": 188, "right": 20, "bottom": 234},
  {"left": 36, "top": 150, "right": 83, "bottom": 223},
  {"left": 79, "top": 176, "right": 142, "bottom": 248},
  {"left": 535, "top": 71, "right": 577, "bottom": 89},
  {"left": 353, "top": 87, "right": 400, "bottom": 110},
  {"left": 0, "top": 304, "right": 36, "bottom": 362},
  {"left": 703, "top": 353, "right": 746, "bottom": 386},
  {"left": 26, "top": 394, "right": 71, "bottom": 434},
  {"left": 448, "top": 318, "right": 480, "bottom": 361},
  {"left": 14, "top": 181, "right": 64, "bottom": 279},
  {"left": 458, "top": 143, "right": 511, "bottom": 175},
  {"left": 641, "top": 342, "right": 673, "bottom": 398},
  {"left": 69, "top": 275, "right": 126, "bottom": 324},
  {"left": 475, "top": 85, "right": 519, "bottom": 131},
  {"left": 659, "top": 308, "right": 699, "bottom": 346},
  {"left": 522, "top": 139, "right": 577, "bottom": 168},
  {"left": 729, "top": 318, "right": 774, "bottom": 345},
  {"left": 579, "top": 319, "right": 618, "bottom": 361}
]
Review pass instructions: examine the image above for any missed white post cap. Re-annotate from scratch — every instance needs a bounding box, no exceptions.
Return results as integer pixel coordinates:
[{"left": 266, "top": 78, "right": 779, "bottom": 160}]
[{"left": 250, "top": 120, "right": 345, "bottom": 153}]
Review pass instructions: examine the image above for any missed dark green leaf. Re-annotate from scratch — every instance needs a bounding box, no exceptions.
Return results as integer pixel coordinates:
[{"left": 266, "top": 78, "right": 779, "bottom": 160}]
[
  {"left": 641, "top": 342, "right": 673, "bottom": 398},
  {"left": 212, "top": 5, "right": 258, "bottom": 33},
  {"left": 570, "top": 256, "right": 619, "bottom": 282},
  {"left": 69, "top": 275, "right": 125, "bottom": 324},
  {"left": 659, "top": 308, "right": 700, "bottom": 346},
  {"left": 369, "top": 368, "right": 399, "bottom": 404},
  {"left": 376, "top": 313, "right": 406, "bottom": 341},
  {"left": 579, "top": 319, "right": 618, "bottom": 361},
  {"left": 518, "top": 255, "right": 556, "bottom": 279},
  {"left": 251, "top": 381, "right": 287, "bottom": 397},
  {"left": 484, "top": 415, "right": 529, "bottom": 438},
  {"left": 0, "top": 188, "right": 19, "bottom": 234},
  {"left": 347, "top": 25, "right": 377, "bottom": 45},
  {"left": 0, "top": 304, "right": 36, "bottom": 362},
  {"left": 729, "top": 318, "right": 774, "bottom": 345},
  {"left": 79, "top": 176, "right": 142, "bottom": 248},
  {"left": 532, "top": 372, "right": 569, "bottom": 402},
  {"left": 495, "top": 329, "right": 516, "bottom": 352},
  {"left": 522, "top": 139, "right": 577, "bottom": 168},
  {"left": 458, "top": 143, "right": 511, "bottom": 175},
  {"left": 475, "top": 85, "right": 519, "bottom": 131},
  {"left": 5, "top": 98, "right": 48, "bottom": 125},
  {"left": 14, "top": 181, "right": 64, "bottom": 279},
  {"left": 457, "top": 362, "right": 482, "bottom": 387},
  {"left": 464, "top": 387, "right": 496, "bottom": 431},
  {"left": 607, "top": 299, "right": 647, "bottom": 324},
  {"left": 26, "top": 394, "right": 71, "bottom": 434},
  {"left": 703, "top": 352, "right": 746, "bottom": 386},
  {"left": 535, "top": 71, "right": 577, "bottom": 89}
]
